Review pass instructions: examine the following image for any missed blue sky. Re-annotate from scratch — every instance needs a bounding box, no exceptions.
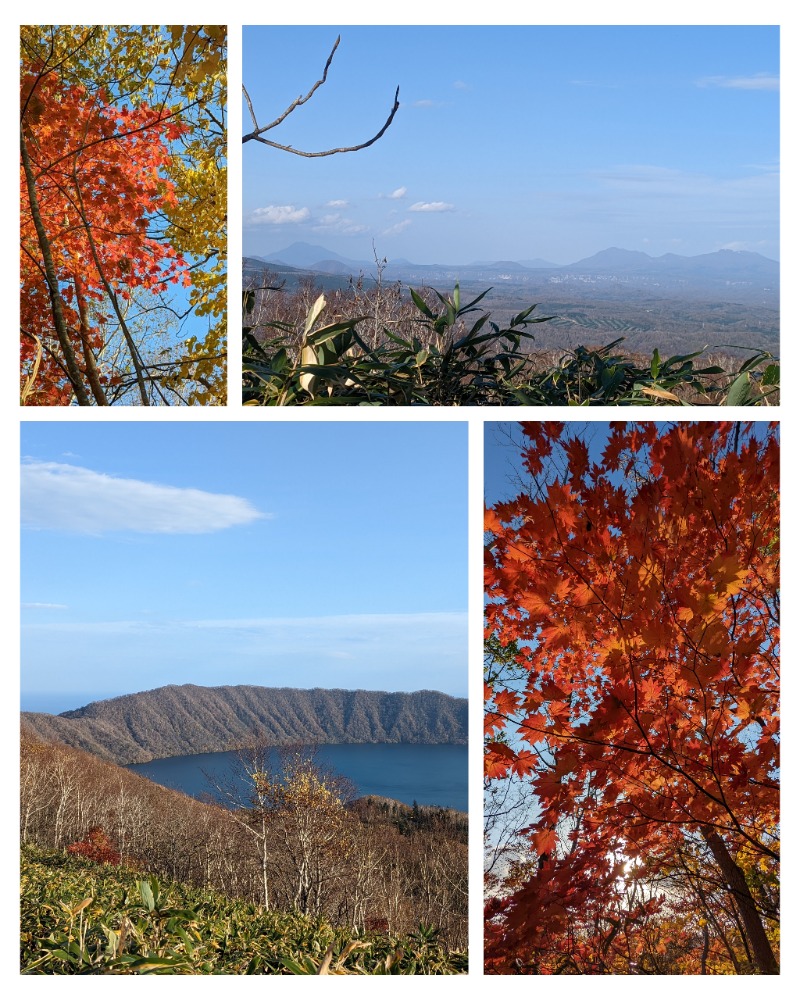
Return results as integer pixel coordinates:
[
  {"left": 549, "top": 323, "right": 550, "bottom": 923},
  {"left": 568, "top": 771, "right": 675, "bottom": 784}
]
[
  {"left": 20, "top": 421, "right": 467, "bottom": 713},
  {"left": 485, "top": 422, "right": 614, "bottom": 506},
  {"left": 243, "top": 25, "right": 779, "bottom": 265},
  {"left": 484, "top": 421, "right": 778, "bottom": 507}
]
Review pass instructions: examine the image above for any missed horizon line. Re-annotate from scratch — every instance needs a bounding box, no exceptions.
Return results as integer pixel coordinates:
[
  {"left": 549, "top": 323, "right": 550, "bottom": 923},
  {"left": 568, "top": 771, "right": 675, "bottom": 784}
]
[{"left": 243, "top": 244, "right": 780, "bottom": 268}]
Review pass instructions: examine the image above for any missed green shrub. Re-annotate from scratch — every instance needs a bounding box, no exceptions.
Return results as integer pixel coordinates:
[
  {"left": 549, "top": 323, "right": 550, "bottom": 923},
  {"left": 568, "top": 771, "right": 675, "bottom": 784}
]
[
  {"left": 21, "top": 845, "right": 467, "bottom": 975},
  {"left": 242, "top": 284, "right": 778, "bottom": 406}
]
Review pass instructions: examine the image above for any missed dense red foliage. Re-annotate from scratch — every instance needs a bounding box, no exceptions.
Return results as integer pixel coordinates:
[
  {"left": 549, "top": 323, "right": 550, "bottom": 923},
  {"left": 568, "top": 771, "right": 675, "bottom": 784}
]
[
  {"left": 485, "top": 422, "right": 779, "bottom": 974},
  {"left": 66, "top": 826, "right": 121, "bottom": 866}
]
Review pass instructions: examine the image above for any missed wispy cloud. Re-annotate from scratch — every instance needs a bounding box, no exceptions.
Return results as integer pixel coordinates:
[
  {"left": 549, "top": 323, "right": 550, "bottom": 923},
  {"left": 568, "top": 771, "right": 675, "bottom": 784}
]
[
  {"left": 24, "top": 612, "right": 468, "bottom": 668},
  {"left": 382, "top": 219, "right": 412, "bottom": 237},
  {"left": 718, "top": 240, "right": 772, "bottom": 253},
  {"left": 696, "top": 73, "right": 779, "bottom": 91},
  {"left": 387, "top": 186, "right": 407, "bottom": 200},
  {"left": 187, "top": 612, "right": 465, "bottom": 634},
  {"left": 325, "top": 199, "right": 348, "bottom": 208},
  {"left": 312, "top": 213, "right": 368, "bottom": 236},
  {"left": 247, "top": 204, "right": 311, "bottom": 225},
  {"left": 409, "top": 201, "right": 455, "bottom": 213},
  {"left": 22, "top": 602, "right": 67, "bottom": 610},
  {"left": 21, "top": 461, "right": 267, "bottom": 535},
  {"left": 453, "top": 80, "right": 469, "bottom": 90},
  {"left": 25, "top": 612, "right": 465, "bottom": 635},
  {"left": 591, "top": 163, "right": 779, "bottom": 200}
]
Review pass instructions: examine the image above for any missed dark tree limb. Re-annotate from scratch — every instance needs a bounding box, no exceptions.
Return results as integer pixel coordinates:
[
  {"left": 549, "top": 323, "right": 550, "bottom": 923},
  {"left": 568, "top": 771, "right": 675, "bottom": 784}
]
[
  {"left": 242, "top": 35, "right": 399, "bottom": 155},
  {"left": 244, "top": 34, "right": 341, "bottom": 137},
  {"left": 703, "top": 827, "right": 779, "bottom": 975},
  {"left": 70, "top": 166, "right": 153, "bottom": 405},
  {"left": 20, "top": 125, "right": 91, "bottom": 406}
]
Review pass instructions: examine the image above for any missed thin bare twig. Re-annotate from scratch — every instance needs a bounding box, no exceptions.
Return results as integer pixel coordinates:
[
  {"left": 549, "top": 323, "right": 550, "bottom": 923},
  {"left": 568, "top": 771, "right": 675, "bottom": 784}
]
[{"left": 242, "top": 35, "right": 399, "bottom": 156}]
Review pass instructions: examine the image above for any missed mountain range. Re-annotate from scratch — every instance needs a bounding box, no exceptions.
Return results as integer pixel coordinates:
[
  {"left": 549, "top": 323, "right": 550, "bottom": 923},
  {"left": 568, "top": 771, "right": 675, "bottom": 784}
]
[
  {"left": 21, "top": 684, "right": 468, "bottom": 765},
  {"left": 245, "top": 243, "right": 779, "bottom": 307}
]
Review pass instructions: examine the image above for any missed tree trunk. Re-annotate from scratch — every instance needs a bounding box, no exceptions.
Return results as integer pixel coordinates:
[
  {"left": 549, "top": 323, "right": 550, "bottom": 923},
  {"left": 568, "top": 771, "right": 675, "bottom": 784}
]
[
  {"left": 703, "top": 828, "right": 778, "bottom": 974},
  {"left": 21, "top": 127, "right": 91, "bottom": 405}
]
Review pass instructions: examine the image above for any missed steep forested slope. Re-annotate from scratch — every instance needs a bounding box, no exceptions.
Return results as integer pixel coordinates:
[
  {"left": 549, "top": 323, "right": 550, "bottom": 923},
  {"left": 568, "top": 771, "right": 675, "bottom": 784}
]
[
  {"left": 21, "top": 684, "right": 467, "bottom": 764},
  {"left": 20, "top": 733, "right": 468, "bottom": 949}
]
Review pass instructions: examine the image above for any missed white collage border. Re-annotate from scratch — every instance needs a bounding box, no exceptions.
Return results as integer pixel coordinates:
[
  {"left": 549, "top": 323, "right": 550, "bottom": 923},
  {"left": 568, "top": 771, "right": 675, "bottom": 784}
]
[{"left": 4, "top": 5, "right": 796, "bottom": 995}]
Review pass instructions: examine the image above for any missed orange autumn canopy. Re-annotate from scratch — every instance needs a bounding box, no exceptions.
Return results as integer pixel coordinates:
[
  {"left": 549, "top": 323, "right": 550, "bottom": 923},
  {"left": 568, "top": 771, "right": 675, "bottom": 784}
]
[
  {"left": 21, "top": 67, "right": 190, "bottom": 404},
  {"left": 485, "top": 421, "right": 779, "bottom": 974}
]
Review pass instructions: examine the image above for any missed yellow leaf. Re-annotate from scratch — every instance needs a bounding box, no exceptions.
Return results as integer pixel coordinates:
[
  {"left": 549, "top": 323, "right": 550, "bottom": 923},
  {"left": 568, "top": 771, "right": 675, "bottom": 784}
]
[{"left": 639, "top": 386, "right": 680, "bottom": 402}]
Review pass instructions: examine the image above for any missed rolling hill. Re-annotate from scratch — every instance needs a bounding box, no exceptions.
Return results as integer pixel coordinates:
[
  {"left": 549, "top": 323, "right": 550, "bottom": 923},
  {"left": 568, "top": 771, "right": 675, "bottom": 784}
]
[{"left": 21, "top": 684, "right": 468, "bottom": 764}]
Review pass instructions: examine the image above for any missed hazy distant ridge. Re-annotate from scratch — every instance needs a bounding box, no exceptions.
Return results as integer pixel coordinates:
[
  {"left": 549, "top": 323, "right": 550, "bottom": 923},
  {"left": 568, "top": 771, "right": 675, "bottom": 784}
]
[
  {"left": 245, "top": 243, "right": 779, "bottom": 309},
  {"left": 250, "top": 241, "right": 778, "bottom": 275},
  {"left": 21, "top": 684, "right": 468, "bottom": 764}
]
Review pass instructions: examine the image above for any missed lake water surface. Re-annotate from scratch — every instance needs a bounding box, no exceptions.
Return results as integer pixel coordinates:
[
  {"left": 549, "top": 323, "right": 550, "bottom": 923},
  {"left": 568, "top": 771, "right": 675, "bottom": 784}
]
[{"left": 127, "top": 743, "right": 467, "bottom": 812}]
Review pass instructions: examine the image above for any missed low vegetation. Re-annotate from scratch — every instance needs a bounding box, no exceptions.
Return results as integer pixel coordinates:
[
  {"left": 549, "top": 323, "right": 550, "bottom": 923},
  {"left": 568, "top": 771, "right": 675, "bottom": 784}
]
[
  {"left": 243, "top": 272, "right": 779, "bottom": 406},
  {"left": 20, "top": 735, "right": 467, "bottom": 973},
  {"left": 22, "top": 845, "right": 467, "bottom": 974}
]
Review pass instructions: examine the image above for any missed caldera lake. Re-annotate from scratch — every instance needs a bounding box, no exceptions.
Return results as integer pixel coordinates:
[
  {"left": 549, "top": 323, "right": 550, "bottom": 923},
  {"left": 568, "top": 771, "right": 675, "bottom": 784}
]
[{"left": 127, "top": 743, "right": 467, "bottom": 813}]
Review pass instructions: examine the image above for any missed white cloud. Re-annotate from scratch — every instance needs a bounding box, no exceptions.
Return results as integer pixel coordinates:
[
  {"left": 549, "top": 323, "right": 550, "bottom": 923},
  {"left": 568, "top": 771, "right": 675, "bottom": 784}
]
[
  {"left": 388, "top": 186, "right": 407, "bottom": 200},
  {"left": 409, "top": 201, "right": 455, "bottom": 213},
  {"left": 189, "top": 612, "right": 463, "bottom": 631},
  {"left": 696, "top": 73, "right": 779, "bottom": 91},
  {"left": 248, "top": 204, "right": 311, "bottom": 225},
  {"left": 312, "top": 213, "right": 368, "bottom": 235},
  {"left": 381, "top": 220, "right": 412, "bottom": 237},
  {"left": 719, "top": 240, "right": 771, "bottom": 253},
  {"left": 325, "top": 199, "right": 348, "bottom": 208},
  {"left": 21, "top": 461, "right": 266, "bottom": 535},
  {"left": 22, "top": 602, "right": 67, "bottom": 610}
]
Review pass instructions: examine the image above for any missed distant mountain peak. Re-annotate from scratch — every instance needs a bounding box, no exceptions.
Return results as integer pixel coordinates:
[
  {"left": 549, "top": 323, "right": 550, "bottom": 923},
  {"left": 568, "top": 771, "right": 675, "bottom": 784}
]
[
  {"left": 573, "top": 247, "right": 653, "bottom": 267},
  {"left": 259, "top": 242, "right": 368, "bottom": 269}
]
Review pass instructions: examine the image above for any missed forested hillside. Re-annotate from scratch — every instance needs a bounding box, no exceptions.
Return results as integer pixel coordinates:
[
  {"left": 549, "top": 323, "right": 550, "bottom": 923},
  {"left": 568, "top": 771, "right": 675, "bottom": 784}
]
[
  {"left": 21, "top": 734, "right": 468, "bottom": 952},
  {"left": 21, "top": 684, "right": 467, "bottom": 764}
]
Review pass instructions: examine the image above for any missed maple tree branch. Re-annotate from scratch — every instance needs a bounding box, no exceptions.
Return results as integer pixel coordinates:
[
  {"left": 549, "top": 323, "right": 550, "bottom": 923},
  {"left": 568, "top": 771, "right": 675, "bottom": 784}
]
[
  {"left": 29, "top": 99, "right": 205, "bottom": 179},
  {"left": 702, "top": 826, "right": 779, "bottom": 974},
  {"left": 485, "top": 424, "right": 779, "bottom": 972},
  {"left": 20, "top": 26, "right": 101, "bottom": 122},
  {"left": 20, "top": 125, "right": 91, "bottom": 406},
  {"left": 242, "top": 35, "right": 400, "bottom": 155},
  {"left": 19, "top": 329, "right": 44, "bottom": 404},
  {"left": 70, "top": 171, "right": 151, "bottom": 405}
]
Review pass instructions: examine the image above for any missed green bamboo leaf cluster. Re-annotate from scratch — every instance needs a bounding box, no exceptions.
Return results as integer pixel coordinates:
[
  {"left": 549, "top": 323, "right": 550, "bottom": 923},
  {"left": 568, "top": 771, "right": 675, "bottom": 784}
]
[
  {"left": 243, "top": 285, "right": 778, "bottom": 406},
  {"left": 21, "top": 845, "right": 467, "bottom": 975},
  {"left": 243, "top": 283, "right": 550, "bottom": 406}
]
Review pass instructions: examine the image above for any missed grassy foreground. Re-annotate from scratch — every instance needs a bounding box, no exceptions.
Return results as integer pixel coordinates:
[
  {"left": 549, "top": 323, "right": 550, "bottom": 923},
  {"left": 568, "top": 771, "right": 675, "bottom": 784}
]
[{"left": 21, "top": 845, "right": 467, "bottom": 975}]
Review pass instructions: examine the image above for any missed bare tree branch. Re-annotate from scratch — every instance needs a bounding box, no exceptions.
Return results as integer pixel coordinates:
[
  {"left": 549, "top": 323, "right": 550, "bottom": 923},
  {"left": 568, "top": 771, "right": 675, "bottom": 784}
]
[
  {"left": 244, "top": 35, "right": 341, "bottom": 137},
  {"left": 242, "top": 35, "right": 399, "bottom": 156}
]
